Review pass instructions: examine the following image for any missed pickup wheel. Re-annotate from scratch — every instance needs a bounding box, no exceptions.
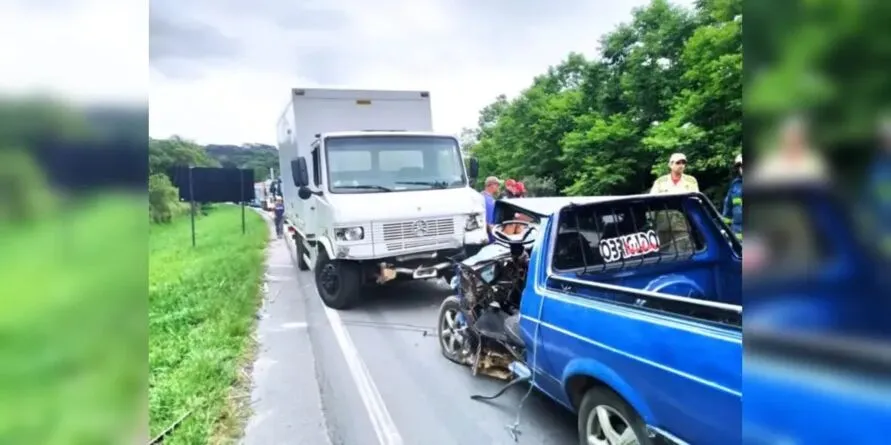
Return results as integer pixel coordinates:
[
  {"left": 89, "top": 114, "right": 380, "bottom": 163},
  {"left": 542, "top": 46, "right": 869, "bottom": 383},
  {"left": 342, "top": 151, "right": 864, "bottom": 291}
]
[
  {"left": 577, "top": 387, "right": 651, "bottom": 445},
  {"left": 314, "top": 250, "right": 361, "bottom": 310},
  {"left": 437, "top": 296, "right": 472, "bottom": 366},
  {"left": 294, "top": 233, "right": 310, "bottom": 271}
]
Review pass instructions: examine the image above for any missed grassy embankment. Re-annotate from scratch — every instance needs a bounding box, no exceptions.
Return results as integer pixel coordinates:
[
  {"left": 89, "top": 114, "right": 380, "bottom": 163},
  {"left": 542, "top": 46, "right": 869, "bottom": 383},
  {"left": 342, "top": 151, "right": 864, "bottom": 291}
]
[
  {"left": 149, "top": 205, "right": 268, "bottom": 444},
  {"left": 0, "top": 195, "right": 146, "bottom": 444}
]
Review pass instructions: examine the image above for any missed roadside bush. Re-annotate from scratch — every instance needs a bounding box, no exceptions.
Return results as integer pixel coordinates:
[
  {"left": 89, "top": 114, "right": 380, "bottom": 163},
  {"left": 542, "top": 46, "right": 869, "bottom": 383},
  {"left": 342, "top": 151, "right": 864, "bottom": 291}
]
[
  {"left": 520, "top": 175, "right": 558, "bottom": 197},
  {"left": 148, "top": 173, "right": 182, "bottom": 224},
  {"left": 0, "top": 149, "right": 56, "bottom": 224}
]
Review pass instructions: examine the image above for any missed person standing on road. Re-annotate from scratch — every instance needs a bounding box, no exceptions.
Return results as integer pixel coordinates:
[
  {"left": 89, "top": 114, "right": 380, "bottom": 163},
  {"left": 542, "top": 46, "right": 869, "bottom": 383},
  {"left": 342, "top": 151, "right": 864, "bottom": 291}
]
[
  {"left": 650, "top": 152, "right": 700, "bottom": 194},
  {"left": 482, "top": 176, "right": 501, "bottom": 242},
  {"left": 722, "top": 154, "right": 743, "bottom": 239},
  {"left": 273, "top": 196, "right": 285, "bottom": 239},
  {"left": 504, "top": 179, "right": 527, "bottom": 198}
]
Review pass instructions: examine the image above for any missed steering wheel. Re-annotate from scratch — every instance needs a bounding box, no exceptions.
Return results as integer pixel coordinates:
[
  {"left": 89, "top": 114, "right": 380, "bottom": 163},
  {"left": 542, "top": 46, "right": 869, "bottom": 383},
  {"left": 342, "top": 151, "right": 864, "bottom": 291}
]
[{"left": 491, "top": 220, "right": 538, "bottom": 247}]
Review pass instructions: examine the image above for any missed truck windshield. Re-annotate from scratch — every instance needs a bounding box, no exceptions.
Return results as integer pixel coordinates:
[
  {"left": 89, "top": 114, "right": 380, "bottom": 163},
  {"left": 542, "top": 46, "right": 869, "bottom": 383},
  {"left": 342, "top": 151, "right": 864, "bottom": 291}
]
[{"left": 325, "top": 135, "right": 466, "bottom": 193}]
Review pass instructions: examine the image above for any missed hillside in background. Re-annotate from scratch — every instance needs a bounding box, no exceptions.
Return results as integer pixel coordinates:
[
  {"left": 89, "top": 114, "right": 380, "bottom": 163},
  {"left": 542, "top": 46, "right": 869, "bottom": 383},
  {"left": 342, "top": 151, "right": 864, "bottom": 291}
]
[{"left": 204, "top": 143, "right": 279, "bottom": 182}]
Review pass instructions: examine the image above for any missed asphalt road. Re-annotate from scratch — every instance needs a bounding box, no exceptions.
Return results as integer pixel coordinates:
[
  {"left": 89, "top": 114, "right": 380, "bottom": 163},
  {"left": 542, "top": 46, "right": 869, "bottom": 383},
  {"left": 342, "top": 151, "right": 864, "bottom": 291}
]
[{"left": 244, "top": 214, "right": 578, "bottom": 445}]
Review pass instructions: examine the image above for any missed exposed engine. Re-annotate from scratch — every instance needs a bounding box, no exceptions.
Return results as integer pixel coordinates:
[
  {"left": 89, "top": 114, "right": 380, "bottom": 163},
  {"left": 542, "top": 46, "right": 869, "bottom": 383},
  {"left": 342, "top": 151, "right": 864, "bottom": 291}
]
[
  {"left": 456, "top": 244, "right": 528, "bottom": 312},
  {"left": 449, "top": 243, "right": 530, "bottom": 380}
]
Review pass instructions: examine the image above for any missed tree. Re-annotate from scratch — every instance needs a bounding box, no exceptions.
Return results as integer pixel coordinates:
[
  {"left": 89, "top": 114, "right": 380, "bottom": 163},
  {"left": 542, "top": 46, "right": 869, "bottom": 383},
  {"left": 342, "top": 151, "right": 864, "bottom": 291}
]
[
  {"left": 204, "top": 143, "right": 279, "bottom": 182},
  {"left": 148, "top": 136, "right": 219, "bottom": 223},
  {"left": 744, "top": 0, "right": 891, "bottom": 182},
  {"left": 467, "top": 0, "right": 741, "bottom": 203},
  {"left": 149, "top": 136, "right": 219, "bottom": 176}
]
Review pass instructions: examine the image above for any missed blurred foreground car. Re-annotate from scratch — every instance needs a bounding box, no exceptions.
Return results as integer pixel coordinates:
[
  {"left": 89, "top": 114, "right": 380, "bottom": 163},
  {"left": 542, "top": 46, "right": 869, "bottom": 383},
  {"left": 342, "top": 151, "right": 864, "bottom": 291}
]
[{"left": 743, "top": 181, "right": 891, "bottom": 445}]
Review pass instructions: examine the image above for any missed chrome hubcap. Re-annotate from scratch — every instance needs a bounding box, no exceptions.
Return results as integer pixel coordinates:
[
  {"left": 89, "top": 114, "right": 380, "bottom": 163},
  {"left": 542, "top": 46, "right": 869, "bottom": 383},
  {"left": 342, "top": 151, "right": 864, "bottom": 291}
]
[
  {"left": 439, "top": 307, "right": 464, "bottom": 355},
  {"left": 586, "top": 405, "right": 639, "bottom": 445}
]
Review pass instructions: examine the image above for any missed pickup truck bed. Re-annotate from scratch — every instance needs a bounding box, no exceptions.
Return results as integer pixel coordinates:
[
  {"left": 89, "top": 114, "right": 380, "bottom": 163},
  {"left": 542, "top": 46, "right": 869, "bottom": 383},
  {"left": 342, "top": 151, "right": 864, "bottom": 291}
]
[{"left": 517, "top": 192, "right": 742, "bottom": 444}]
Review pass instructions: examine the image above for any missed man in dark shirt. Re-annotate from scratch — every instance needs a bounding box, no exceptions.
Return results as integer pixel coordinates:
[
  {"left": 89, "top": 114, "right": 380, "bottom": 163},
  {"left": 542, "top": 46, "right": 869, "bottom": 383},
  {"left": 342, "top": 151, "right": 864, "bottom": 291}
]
[
  {"left": 722, "top": 154, "right": 743, "bottom": 238},
  {"left": 273, "top": 196, "right": 285, "bottom": 238}
]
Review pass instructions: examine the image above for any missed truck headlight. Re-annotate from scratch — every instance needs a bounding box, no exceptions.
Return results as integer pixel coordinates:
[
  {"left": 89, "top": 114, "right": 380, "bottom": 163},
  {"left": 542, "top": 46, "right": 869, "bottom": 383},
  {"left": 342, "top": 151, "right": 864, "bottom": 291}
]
[
  {"left": 465, "top": 213, "right": 483, "bottom": 231},
  {"left": 334, "top": 226, "right": 364, "bottom": 241}
]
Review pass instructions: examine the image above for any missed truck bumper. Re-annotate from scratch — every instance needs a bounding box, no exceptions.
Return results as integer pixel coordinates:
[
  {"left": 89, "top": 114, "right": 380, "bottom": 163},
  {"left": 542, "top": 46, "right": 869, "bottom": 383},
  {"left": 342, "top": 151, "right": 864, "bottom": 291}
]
[{"left": 385, "top": 261, "right": 454, "bottom": 281}]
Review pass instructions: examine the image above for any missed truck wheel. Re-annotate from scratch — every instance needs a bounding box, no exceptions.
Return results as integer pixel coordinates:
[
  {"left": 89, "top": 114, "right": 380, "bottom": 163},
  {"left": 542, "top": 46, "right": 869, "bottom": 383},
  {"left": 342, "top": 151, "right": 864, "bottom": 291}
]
[
  {"left": 437, "top": 296, "right": 472, "bottom": 365},
  {"left": 314, "top": 249, "right": 361, "bottom": 309},
  {"left": 294, "top": 233, "right": 309, "bottom": 271},
  {"left": 577, "top": 387, "right": 651, "bottom": 445}
]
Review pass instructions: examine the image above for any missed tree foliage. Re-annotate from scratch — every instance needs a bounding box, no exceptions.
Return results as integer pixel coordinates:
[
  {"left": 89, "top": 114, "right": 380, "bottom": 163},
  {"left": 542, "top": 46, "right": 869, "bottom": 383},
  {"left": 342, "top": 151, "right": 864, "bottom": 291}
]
[
  {"left": 148, "top": 137, "right": 279, "bottom": 223},
  {"left": 744, "top": 0, "right": 891, "bottom": 184},
  {"left": 148, "top": 136, "right": 218, "bottom": 223},
  {"left": 467, "top": 0, "right": 741, "bottom": 203},
  {"left": 148, "top": 173, "right": 185, "bottom": 223},
  {"left": 149, "top": 136, "right": 219, "bottom": 176},
  {"left": 204, "top": 143, "right": 278, "bottom": 182}
]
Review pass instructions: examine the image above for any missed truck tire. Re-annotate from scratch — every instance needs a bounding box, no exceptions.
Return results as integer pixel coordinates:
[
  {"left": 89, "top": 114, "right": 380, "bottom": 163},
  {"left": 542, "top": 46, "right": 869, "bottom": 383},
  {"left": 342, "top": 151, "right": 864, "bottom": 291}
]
[
  {"left": 314, "top": 249, "right": 361, "bottom": 309},
  {"left": 294, "top": 233, "right": 309, "bottom": 271},
  {"left": 577, "top": 387, "right": 651, "bottom": 445}
]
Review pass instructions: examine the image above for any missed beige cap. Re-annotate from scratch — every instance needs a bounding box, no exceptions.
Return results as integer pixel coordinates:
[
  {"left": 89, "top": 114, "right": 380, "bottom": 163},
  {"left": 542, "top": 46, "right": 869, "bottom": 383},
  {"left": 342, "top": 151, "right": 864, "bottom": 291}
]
[
  {"left": 669, "top": 153, "right": 687, "bottom": 164},
  {"left": 734, "top": 154, "right": 742, "bottom": 164},
  {"left": 485, "top": 176, "right": 502, "bottom": 186}
]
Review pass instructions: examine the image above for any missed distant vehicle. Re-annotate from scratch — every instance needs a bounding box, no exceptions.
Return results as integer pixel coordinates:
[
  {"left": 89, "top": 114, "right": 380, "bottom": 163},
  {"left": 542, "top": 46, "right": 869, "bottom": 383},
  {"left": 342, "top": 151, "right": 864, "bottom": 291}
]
[
  {"left": 253, "top": 181, "right": 269, "bottom": 209},
  {"left": 278, "top": 88, "right": 487, "bottom": 309},
  {"left": 439, "top": 193, "right": 742, "bottom": 445}
]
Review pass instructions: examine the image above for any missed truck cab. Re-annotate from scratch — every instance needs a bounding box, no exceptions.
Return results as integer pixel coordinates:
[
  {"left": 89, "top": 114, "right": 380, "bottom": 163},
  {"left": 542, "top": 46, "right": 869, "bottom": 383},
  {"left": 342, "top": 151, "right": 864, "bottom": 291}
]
[{"left": 277, "top": 89, "right": 488, "bottom": 309}]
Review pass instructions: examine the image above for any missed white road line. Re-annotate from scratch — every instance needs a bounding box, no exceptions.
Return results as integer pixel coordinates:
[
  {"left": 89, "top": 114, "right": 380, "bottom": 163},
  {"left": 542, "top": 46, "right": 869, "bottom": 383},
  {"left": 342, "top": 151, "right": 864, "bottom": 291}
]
[
  {"left": 280, "top": 321, "right": 308, "bottom": 330},
  {"left": 322, "top": 305, "right": 404, "bottom": 445},
  {"left": 278, "top": 226, "right": 401, "bottom": 445}
]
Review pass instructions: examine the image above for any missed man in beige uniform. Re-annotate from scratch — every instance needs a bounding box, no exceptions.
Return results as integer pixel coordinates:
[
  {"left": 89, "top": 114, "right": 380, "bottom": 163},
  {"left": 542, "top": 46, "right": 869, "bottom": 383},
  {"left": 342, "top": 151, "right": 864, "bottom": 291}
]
[
  {"left": 650, "top": 152, "right": 700, "bottom": 194},
  {"left": 649, "top": 153, "right": 699, "bottom": 254}
]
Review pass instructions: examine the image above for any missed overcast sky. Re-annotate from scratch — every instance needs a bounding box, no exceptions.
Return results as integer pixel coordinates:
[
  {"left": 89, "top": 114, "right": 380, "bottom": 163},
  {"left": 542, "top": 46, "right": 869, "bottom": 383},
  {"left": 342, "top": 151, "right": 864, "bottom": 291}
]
[
  {"left": 0, "top": 0, "right": 147, "bottom": 103},
  {"left": 1, "top": 0, "right": 692, "bottom": 146}
]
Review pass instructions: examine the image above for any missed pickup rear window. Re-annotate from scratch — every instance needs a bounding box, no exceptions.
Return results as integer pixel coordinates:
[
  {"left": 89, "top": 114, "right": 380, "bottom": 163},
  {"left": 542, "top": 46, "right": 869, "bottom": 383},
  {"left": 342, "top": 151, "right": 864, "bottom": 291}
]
[{"left": 553, "top": 196, "right": 706, "bottom": 271}]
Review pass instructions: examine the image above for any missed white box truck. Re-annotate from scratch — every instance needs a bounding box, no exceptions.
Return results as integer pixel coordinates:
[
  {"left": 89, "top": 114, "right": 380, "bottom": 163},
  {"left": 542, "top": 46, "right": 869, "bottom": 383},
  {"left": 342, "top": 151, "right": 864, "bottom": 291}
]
[{"left": 277, "top": 88, "right": 487, "bottom": 309}]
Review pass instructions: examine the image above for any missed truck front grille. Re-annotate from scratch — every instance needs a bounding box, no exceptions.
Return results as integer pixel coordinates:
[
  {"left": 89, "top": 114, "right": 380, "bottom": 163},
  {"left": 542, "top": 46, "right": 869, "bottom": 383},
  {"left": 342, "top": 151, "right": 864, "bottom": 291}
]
[
  {"left": 374, "top": 217, "right": 460, "bottom": 253},
  {"left": 380, "top": 217, "right": 455, "bottom": 241}
]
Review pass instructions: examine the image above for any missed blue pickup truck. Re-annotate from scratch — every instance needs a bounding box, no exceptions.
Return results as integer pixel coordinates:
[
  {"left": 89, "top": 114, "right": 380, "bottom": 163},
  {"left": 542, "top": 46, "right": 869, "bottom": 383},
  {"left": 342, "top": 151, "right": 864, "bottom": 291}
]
[
  {"left": 439, "top": 192, "right": 742, "bottom": 444},
  {"left": 741, "top": 181, "right": 891, "bottom": 445}
]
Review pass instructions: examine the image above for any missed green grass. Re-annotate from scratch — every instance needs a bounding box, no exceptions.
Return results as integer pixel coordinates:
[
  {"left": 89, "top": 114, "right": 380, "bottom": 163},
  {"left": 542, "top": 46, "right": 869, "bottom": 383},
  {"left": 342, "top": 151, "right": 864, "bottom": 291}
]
[
  {"left": 149, "top": 205, "right": 268, "bottom": 444},
  {"left": 0, "top": 194, "right": 147, "bottom": 444}
]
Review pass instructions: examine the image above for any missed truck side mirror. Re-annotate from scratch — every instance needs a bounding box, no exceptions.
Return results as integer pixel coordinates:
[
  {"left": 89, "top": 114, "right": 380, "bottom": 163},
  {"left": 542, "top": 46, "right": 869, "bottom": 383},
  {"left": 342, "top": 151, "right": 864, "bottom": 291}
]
[
  {"left": 297, "top": 186, "right": 313, "bottom": 200},
  {"left": 291, "top": 157, "right": 309, "bottom": 187},
  {"left": 468, "top": 157, "right": 480, "bottom": 180}
]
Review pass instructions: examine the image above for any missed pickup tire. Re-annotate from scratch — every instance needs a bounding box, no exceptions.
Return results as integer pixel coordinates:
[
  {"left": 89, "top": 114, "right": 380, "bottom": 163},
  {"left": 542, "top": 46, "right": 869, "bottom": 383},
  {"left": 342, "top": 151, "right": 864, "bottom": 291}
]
[
  {"left": 314, "top": 249, "right": 361, "bottom": 310},
  {"left": 294, "top": 232, "right": 310, "bottom": 271},
  {"left": 437, "top": 296, "right": 472, "bottom": 365},
  {"left": 577, "top": 387, "right": 651, "bottom": 445}
]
